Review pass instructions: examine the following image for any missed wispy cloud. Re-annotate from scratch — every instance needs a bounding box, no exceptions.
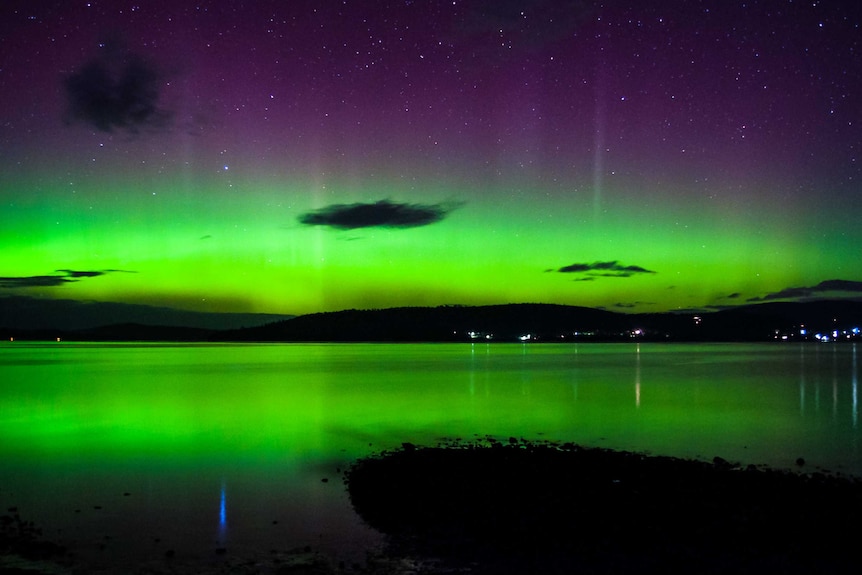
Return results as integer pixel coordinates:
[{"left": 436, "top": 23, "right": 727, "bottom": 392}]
[
  {"left": 749, "top": 279, "right": 862, "bottom": 302},
  {"left": 0, "top": 269, "right": 133, "bottom": 289},
  {"left": 298, "top": 200, "right": 460, "bottom": 230},
  {"left": 553, "top": 260, "right": 656, "bottom": 278}
]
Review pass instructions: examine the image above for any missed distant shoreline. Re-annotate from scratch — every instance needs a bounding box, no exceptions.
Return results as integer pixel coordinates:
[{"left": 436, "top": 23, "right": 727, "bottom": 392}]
[{"left": 5, "top": 300, "right": 862, "bottom": 344}]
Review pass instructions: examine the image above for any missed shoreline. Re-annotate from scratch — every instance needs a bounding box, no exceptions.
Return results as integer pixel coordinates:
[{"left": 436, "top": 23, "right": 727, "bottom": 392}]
[
  {"left": 5, "top": 439, "right": 862, "bottom": 574},
  {"left": 346, "top": 439, "right": 862, "bottom": 574}
]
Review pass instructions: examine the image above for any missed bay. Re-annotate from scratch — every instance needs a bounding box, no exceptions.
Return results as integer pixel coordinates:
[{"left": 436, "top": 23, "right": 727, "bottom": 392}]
[{"left": 1, "top": 342, "right": 860, "bottom": 568}]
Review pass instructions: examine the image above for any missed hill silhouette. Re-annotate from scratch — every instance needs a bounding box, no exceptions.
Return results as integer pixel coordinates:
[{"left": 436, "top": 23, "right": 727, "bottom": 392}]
[
  {"left": 5, "top": 300, "right": 862, "bottom": 343},
  {"left": 216, "top": 300, "right": 862, "bottom": 343},
  {"left": 216, "top": 303, "right": 627, "bottom": 342}
]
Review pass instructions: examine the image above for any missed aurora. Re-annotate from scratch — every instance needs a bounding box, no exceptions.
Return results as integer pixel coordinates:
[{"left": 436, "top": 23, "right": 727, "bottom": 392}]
[{"left": 1, "top": 0, "right": 860, "bottom": 321}]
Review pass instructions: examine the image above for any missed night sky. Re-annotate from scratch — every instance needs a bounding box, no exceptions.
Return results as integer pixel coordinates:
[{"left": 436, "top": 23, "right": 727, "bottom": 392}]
[{"left": 1, "top": 0, "right": 861, "bottom": 318}]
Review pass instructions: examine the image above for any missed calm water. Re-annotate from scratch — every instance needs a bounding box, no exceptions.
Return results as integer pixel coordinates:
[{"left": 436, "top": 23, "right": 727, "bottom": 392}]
[{"left": 1, "top": 342, "right": 860, "bottom": 567}]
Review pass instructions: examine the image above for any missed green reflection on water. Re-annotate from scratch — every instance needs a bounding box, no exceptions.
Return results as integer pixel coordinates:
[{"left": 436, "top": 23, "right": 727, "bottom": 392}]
[
  {"left": 1, "top": 341, "right": 861, "bottom": 565},
  {"left": 1, "top": 342, "right": 860, "bottom": 473}
]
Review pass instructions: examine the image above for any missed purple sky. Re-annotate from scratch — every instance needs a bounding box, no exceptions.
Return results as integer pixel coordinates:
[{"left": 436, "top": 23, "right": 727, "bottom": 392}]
[{"left": 2, "top": 1, "right": 861, "bottom": 318}]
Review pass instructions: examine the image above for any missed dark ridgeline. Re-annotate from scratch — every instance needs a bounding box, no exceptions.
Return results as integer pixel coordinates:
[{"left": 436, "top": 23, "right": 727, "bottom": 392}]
[
  {"left": 216, "top": 300, "right": 862, "bottom": 343},
  {"left": 4, "top": 300, "right": 862, "bottom": 342},
  {"left": 216, "top": 303, "right": 626, "bottom": 342}
]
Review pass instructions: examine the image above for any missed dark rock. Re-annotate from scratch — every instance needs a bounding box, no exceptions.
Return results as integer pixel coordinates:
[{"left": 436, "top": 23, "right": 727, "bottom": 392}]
[{"left": 346, "top": 440, "right": 862, "bottom": 574}]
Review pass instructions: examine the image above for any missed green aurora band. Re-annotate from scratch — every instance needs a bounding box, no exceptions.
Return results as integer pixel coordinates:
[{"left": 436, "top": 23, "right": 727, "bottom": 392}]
[
  {"left": 1, "top": 167, "right": 853, "bottom": 316},
  {"left": 2, "top": 0, "right": 861, "bottom": 318}
]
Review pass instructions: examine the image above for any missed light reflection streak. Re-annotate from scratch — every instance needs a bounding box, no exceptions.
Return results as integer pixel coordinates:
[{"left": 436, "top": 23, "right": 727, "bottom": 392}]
[
  {"left": 635, "top": 344, "right": 641, "bottom": 408},
  {"left": 571, "top": 344, "right": 579, "bottom": 401},
  {"left": 218, "top": 480, "right": 227, "bottom": 545},
  {"left": 799, "top": 344, "right": 806, "bottom": 416},
  {"left": 833, "top": 345, "right": 839, "bottom": 419},
  {"left": 469, "top": 343, "right": 476, "bottom": 397},
  {"left": 815, "top": 362, "right": 821, "bottom": 413},
  {"left": 853, "top": 344, "right": 858, "bottom": 429}
]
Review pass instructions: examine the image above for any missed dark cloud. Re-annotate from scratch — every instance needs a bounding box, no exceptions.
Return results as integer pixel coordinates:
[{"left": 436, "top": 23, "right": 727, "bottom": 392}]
[
  {"left": 55, "top": 269, "right": 107, "bottom": 278},
  {"left": 817, "top": 279, "right": 862, "bottom": 292},
  {"left": 556, "top": 260, "right": 656, "bottom": 278},
  {"left": 0, "top": 275, "right": 76, "bottom": 288},
  {"left": 0, "top": 269, "right": 131, "bottom": 289},
  {"left": 613, "top": 301, "right": 656, "bottom": 309},
  {"left": 64, "top": 39, "right": 170, "bottom": 133},
  {"left": 298, "top": 200, "right": 459, "bottom": 230},
  {"left": 749, "top": 279, "right": 862, "bottom": 302}
]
